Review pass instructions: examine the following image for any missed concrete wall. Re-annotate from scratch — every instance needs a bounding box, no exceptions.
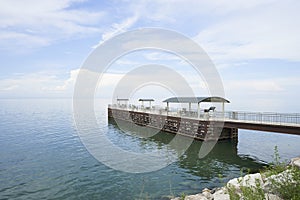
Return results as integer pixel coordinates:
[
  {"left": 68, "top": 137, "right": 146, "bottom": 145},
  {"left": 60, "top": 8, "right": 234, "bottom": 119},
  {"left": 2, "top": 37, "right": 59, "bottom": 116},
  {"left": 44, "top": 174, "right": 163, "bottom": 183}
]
[{"left": 108, "top": 108, "right": 238, "bottom": 141}]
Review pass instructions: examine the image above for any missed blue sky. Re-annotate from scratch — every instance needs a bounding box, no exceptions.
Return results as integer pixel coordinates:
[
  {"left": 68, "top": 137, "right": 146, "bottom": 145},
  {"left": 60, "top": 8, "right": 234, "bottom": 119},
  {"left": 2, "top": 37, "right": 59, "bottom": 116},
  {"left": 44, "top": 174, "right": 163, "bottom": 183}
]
[{"left": 0, "top": 0, "right": 300, "bottom": 112}]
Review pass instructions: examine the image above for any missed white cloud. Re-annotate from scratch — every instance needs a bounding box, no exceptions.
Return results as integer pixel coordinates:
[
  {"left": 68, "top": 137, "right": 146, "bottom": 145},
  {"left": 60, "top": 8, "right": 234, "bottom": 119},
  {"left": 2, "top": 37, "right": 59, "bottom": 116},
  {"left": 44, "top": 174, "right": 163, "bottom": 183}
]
[
  {"left": 0, "top": 31, "right": 50, "bottom": 48},
  {"left": 0, "top": 84, "right": 19, "bottom": 91},
  {"left": 0, "top": 71, "right": 63, "bottom": 97},
  {"left": 102, "top": 15, "right": 138, "bottom": 41},
  {"left": 194, "top": 1, "right": 300, "bottom": 63},
  {"left": 226, "top": 79, "right": 284, "bottom": 92},
  {"left": 0, "top": 0, "right": 95, "bottom": 26},
  {"left": 97, "top": 72, "right": 124, "bottom": 87},
  {"left": 143, "top": 52, "right": 181, "bottom": 61},
  {"left": 51, "top": 69, "right": 80, "bottom": 91},
  {"left": 124, "top": 0, "right": 276, "bottom": 23},
  {"left": 120, "top": 0, "right": 299, "bottom": 63},
  {"left": 223, "top": 77, "right": 300, "bottom": 112},
  {"left": 92, "top": 15, "right": 138, "bottom": 48},
  {"left": 0, "top": 69, "right": 126, "bottom": 98},
  {"left": 0, "top": 0, "right": 104, "bottom": 49},
  {"left": 114, "top": 59, "right": 140, "bottom": 66},
  {"left": 1, "top": 68, "right": 299, "bottom": 112}
]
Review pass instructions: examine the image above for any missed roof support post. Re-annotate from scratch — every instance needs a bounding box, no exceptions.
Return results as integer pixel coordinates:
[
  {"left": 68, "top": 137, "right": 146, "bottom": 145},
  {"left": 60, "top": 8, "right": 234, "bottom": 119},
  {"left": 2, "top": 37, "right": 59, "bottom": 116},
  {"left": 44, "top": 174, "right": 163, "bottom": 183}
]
[
  {"left": 138, "top": 99, "right": 154, "bottom": 109},
  {"left": 116, "top": 98, "right": 129, "bottom": 108},
  {"left": 167, "top": 102, "right": 169, "bottom": 115},
  {"left": 197, "top": 102, "right": 200, "bottom": 118},
  {"left": 222, "top": 102, "right": 225, "bottom": 112}
]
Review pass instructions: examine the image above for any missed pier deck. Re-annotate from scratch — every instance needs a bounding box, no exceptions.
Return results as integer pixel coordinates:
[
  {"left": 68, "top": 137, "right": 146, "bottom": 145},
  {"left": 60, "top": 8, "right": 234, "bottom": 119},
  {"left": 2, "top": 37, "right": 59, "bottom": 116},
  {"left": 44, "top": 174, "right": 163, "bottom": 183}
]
[{"left": 108, "top": 105, "right": 300, "bottom": 140}]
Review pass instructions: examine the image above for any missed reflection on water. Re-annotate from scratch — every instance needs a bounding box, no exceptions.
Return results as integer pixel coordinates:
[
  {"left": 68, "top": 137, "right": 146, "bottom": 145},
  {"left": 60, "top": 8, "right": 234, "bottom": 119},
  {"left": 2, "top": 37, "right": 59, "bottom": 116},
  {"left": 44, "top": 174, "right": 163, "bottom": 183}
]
[{"left": 108, "top": 118, "right": 266, "bottom": 179}]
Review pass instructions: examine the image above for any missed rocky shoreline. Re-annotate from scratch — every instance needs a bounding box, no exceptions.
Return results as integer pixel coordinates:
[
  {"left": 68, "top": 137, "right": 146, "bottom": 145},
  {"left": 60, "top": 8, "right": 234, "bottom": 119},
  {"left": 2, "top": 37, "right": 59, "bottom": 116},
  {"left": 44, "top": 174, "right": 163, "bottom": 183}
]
[{"left": 171, "top": 157, "right": 300, "bottom": 200}]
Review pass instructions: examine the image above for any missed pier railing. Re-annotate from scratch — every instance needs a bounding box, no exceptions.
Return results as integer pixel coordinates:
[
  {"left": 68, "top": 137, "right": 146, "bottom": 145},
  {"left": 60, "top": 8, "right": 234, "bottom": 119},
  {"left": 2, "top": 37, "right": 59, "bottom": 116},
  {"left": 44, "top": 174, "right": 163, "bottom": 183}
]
[
  {"left": 214, "top": 111, "right": 300, "bottom": 126},
  {"left": 108, "top": 104, "right": 300, "bottom": 127}
]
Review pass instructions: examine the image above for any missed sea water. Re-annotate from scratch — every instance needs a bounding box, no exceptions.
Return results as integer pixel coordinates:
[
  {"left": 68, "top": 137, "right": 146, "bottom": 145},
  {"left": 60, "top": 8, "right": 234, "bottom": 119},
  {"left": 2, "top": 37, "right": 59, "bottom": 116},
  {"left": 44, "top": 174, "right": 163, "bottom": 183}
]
[{"left": 1, "top": 99, "right": 299, "bottom": 199}]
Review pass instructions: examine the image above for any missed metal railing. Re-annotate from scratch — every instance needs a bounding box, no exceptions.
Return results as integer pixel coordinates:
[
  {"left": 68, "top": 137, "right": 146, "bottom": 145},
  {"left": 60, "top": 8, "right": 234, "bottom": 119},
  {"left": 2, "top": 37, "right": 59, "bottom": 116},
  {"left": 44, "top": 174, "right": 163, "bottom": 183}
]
[
  {"left": 215, "top": 111, "right": 300, "bottom": 126},
  {"left": 108, "top": 104, "right": 300, "bottom": 126}
]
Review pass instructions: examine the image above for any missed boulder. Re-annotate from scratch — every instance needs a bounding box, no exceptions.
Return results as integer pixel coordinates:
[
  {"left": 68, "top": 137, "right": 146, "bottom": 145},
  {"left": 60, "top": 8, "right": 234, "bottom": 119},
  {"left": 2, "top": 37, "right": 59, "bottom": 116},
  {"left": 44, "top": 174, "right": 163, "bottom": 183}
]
[
  {"left": 263, "top": 169, "right": 294, "bottom": 192},
  {"left": 265, "top": 193, "right": 283, "bottom": 200},
  {"left": 211, "top": 187, "right": 230, "bottom": 200},
  {"left": 202, "top": 191, "right": 212, "bottom": 200},
  {"left": 201, "top": 188, "right": 212, "bottom": 199},
  {"left": 213, "top": 188, "right": 226, "bottom": 195},
  {"left": 184, "top": 193, "right": 208, "bottom": 200},
  {"left": 210, "top": 187, "right": 223, "bottom": 194},
  {"left": 291, "top": 157, "right": 300, "bottom": 169},
  {"left": 213, "top": 193, "right": 230, "bottom": 200},
  {"left": 202, "top": 188, "right": 211, "bottom": 193},
  {"left": 227, "top": 173, "right": 263, "bottom": 191}
]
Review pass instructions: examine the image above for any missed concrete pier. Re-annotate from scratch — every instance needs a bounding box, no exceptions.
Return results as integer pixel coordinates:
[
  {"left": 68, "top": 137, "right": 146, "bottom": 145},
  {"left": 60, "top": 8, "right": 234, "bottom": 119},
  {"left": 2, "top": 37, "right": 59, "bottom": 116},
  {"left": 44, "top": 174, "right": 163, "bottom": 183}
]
[
  {"left": 108, "top": 108, "right": 238, "bottom": 141},
  {"left": 108, "top": 96, "right": 300, "bottom": 140}
]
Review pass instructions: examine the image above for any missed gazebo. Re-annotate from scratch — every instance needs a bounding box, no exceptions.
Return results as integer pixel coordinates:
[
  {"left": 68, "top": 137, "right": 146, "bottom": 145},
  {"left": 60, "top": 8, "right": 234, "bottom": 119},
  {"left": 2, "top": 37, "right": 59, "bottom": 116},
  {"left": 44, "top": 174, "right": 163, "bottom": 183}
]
[
  {"left": 163, "top": 96, "right": 230, "bottom": 117},
  {"left": 139, "top": 98, "right": 154, "bottom": 108},
  {"left": 117, "top": 98, "right": 129, "bottom": 107}
]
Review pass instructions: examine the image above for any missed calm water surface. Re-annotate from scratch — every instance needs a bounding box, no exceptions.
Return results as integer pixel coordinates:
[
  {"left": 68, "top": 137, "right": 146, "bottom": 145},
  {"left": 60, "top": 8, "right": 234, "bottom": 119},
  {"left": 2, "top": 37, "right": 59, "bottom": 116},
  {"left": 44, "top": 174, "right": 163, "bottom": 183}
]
[{"left": 1, "top": 99, "right": 299, "bottom": 199}]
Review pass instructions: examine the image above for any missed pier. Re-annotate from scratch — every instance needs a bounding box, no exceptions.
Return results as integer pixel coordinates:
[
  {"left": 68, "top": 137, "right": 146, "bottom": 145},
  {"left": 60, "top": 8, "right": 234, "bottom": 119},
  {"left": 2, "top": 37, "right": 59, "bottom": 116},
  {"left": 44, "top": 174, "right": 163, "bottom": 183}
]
[{"left": 108, "top": 97, "right": 300, "bottom": 141}]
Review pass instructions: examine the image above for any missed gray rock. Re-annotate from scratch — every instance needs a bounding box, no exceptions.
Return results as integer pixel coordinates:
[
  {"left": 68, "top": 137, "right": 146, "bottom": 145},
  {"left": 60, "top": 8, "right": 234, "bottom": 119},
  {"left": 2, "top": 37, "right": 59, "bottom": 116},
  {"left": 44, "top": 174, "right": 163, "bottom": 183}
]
[
  {"left": 213, "top": 193, "right": 230, "bottom": 200},
  {"left": 202, "top": 188, "right": 211, "bottom": 193},
  {"left": 210, "top": 187, "right": 222, "bottom": 194},
  {"left": 213, "top": 187, "right": 227, "bottom": 195},
  {"left": 202, "top": 191, "right": 212, "bottom": 200},
  {"left": 227, "top": 173, "right": 263, "bottom": 191},
  {"left": 184, "top": 193, "right": 208, "bottom": 200},
  {"left": 212, "top": 187, "right": 230, "bottom": 200},
  {"left": 291, "top": 157, "right": 300, "bottom": 169},
  {"left": 265, "top": 193, "right": 283, "bottom": 200},
  {"left": 263, "top": 169, "right": 294, "bottom": 192},
  {"left": 172, "top": 158, "right": 299, "bottom": 200}
]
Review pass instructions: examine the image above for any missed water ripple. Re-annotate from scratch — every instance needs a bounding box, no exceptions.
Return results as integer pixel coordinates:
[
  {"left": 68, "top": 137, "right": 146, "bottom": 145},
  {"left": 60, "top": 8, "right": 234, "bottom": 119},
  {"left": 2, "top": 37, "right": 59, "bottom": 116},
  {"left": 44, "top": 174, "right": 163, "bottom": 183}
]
[{"left": 1, "top": 99, "right": 299, "bottom": 199}]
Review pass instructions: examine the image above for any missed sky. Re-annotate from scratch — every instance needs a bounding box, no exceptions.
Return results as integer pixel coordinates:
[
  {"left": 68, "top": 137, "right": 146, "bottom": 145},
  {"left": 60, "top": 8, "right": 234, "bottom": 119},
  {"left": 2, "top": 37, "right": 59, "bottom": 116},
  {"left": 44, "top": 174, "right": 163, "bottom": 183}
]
[{"left": 0, "top": 0, "right": 300, "bottom": 112}]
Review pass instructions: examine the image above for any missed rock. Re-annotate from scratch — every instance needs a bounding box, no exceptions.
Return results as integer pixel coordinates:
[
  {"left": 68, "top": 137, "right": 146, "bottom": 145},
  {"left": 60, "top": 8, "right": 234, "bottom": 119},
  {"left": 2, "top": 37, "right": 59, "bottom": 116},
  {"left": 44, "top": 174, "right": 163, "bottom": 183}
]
[
  {"left": 213, "top": 193, "right": 230, "bottom": 200},
  {"left": 210, "top": 188, "right": 216, "bottom": 194},
  {"left": 184, "top": 193, "right": 208, "bottom": 200},
  {"left": 213, "top": 187, "right": 226, "bottom": 195},
  {"left": 210, "top": 187, "right": 222, "bottom": 194},
  {"left": 212, "top": 187, "right": 230, "bottom": 200},
  {"left": 171, "top": 157, "right": 299, "bottom": 200},
  {"left": 202, "top": 188, "right": 211, "bottom": 193},
  {"left": 227, "top": 173, "right": 263, "bottom": 191},
  {"left": 263, "top": 169, "right": 294, "bottom": 192},
  {"left": 202, "top": 191, "right": 212, "bottom": 200},
  {"left": 265, "top": 193, "right": 283, "bottom": 200},
  {"left": 201, "top": 188, "right": 212, "bottom": 199},
  {"left": 291, "top": 157, "right": 300, "bottom": 169}
]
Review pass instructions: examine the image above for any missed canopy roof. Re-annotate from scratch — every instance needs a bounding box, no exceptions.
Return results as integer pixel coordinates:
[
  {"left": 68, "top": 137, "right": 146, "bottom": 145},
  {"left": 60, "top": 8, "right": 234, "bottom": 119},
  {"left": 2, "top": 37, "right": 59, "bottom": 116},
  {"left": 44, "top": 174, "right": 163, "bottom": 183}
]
[
  {"left": 139, "top": 98, "right": 154, "bottom": 102},
  {"left": 163, "top": 97, "right": 230, "bottom": 104},
  {"left": 117, "top": 98, "right": 129, "bottom": 101}
]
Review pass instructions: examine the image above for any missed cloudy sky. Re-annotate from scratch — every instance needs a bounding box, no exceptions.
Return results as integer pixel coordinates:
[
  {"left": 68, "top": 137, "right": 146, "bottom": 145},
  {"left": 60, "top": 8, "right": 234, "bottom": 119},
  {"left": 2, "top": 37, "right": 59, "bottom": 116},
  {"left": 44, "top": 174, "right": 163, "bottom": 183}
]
[{"left": 0, "top": 0, "right": 299, "bottom": 112}]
